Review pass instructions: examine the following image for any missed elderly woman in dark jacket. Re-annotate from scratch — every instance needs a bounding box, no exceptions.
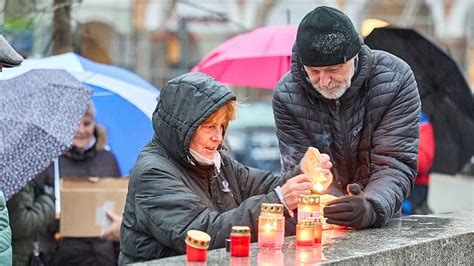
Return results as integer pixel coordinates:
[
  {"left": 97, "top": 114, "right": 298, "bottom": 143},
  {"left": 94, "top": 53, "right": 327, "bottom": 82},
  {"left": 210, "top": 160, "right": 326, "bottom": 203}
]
[
  {"left": 36, "top": 104, "right": 121, "bottom": 266},
  {"left": 119, "top": 72, "right": 319, "bottom": 264}
]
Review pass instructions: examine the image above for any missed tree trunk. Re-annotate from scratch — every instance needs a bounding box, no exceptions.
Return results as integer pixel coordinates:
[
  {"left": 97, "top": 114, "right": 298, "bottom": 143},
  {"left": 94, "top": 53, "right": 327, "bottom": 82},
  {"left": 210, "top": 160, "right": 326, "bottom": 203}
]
[{"left": 52, "top": 0, "right": 73, "bottom": 55}]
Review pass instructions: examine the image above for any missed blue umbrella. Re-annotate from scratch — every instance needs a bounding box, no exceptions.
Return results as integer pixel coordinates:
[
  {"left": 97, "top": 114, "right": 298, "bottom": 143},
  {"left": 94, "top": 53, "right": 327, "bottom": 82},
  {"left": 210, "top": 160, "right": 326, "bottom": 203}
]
[{"left": 1, "top": 53, "right": 160, "bottom": 174}]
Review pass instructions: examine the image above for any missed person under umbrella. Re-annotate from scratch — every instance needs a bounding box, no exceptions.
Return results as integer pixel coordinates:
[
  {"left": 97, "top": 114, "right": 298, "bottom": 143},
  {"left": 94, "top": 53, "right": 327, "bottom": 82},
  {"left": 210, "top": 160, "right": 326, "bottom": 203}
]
[
  {"left": 1, "top": 68, "right": 90, "bottom": 266},
  {"left": 34, "top": 103, "right": 121, "bottom": 266},
  {"left": 364, "top": 27, "right": 474, "bottom": 175},
  {"left": 0, "top": 33, "right": 23, "bottom": 266},
  {"left": 403, "top": 112, "right": 435, "bottom": 215}
]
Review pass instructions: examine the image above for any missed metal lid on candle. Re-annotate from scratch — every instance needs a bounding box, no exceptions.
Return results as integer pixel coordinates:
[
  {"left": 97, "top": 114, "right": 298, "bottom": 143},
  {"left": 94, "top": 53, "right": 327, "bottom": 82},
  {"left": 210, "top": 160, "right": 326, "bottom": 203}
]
[
  {"left": 298, "top": 194, "right": 320, "bottom": 204},
  {"left": 231, "top": 226, "right": 250, "bottom": 235},
  {"left": 260, "top": 203, "right": 284, "bottom": 215},
  {"left": 297, "top": 219, "right": 315, "bottom": 227},
  {"left": 185, "top": 230, "right": 211, "bottom": 249}
]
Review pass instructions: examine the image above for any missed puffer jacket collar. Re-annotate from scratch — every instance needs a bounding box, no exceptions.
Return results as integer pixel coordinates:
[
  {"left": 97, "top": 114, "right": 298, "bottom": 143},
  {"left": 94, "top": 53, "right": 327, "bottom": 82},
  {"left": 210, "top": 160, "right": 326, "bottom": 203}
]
[{"left": 151, "top": 72, "right": 236, "bottom": 171}]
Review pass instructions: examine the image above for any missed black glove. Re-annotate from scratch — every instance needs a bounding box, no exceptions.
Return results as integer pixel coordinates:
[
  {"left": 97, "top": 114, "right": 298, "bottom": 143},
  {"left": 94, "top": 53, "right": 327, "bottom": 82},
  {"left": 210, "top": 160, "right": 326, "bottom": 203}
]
[{"left": 323, "top": 183, "right": 376, "bottom": 229}]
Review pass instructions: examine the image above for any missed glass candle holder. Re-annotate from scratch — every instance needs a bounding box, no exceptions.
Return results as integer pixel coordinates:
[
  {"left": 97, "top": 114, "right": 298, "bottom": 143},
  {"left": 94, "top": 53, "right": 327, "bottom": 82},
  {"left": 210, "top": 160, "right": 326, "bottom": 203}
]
[
  {"left": 297, "top": 194, "right": 320, "bottom": 221},
  {"left": 230, "top": 226, "right": 251, "bottom": 257},
  {"left": 258, "top": 203, "right": 285, "bottom": 249},
  {"left": 185, "top": 230, "right": 211, "bottom": 262},
  {"left": 296, "top": 219, "right": 315, "bottom": 246},
  {"left": 314, "top": 218, "right": 323, "bottom": 244}
]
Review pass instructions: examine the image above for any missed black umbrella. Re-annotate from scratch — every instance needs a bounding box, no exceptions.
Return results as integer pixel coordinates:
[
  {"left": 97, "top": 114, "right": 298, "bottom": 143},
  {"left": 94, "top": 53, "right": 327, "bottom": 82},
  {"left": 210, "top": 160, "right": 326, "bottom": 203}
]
[
  {"left": 365, "top": 27, "right": 474, "bottom": 175},
  {"left": 0, "top": 69, "right": 90, "bottom": 200}
]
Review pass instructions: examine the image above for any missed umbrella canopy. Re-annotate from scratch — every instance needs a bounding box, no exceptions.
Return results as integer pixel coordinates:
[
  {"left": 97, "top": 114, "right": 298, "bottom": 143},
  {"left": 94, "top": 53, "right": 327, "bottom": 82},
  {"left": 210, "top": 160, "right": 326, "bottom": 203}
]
[
  {"left": 365, "top": 28, "right": 474, "bottom": 174},
  {"left": 1, "top": 53, "right": 160, "bottom": 174},
  {"left": 0, "top": 69, "right": 90, "bottom": 200},
  {"left": 192, "top": 25, "right": 297, "bottom": 89}
]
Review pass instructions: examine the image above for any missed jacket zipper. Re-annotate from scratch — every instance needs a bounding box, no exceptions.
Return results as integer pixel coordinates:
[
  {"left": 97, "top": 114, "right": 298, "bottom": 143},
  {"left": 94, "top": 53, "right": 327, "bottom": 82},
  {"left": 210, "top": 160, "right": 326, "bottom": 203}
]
[{"left": 335, "top": 99, "right": 354, "bottom": 189}]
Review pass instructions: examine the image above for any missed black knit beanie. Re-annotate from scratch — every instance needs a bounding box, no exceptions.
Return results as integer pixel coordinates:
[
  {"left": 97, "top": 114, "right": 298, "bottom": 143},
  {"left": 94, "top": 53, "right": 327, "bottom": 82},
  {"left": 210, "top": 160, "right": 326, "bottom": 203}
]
[{"left": 296, "top": 6, "right": 361, "bottom": 67}]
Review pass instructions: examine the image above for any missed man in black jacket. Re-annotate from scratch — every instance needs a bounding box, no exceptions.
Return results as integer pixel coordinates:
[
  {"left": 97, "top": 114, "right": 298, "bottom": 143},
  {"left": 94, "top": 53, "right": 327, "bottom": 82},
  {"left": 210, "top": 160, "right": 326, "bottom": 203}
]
[
  {"left": 273, "top": 6, "right": 420, "bottom": 229},
  {"left": 119, "top": 72, "right": 318, "bottom": 263}
]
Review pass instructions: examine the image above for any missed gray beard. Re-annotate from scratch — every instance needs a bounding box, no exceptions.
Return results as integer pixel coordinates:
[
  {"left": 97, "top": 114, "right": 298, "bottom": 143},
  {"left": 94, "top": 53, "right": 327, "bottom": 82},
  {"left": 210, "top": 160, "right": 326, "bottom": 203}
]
[{"left": 312, "top": 63, "right": 355, "bottom": 100}]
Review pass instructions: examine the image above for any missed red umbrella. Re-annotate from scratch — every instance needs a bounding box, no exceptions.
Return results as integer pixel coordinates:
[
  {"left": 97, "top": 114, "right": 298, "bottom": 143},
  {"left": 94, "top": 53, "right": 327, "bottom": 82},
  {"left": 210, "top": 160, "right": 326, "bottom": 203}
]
[{"left": 192, "top": 25, "right": 297, "bottom": 89}]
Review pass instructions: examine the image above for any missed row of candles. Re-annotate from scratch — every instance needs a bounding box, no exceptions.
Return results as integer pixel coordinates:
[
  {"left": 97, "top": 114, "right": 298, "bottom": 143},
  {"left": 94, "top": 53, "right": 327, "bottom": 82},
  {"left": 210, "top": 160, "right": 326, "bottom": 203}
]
[
  {"left": 258, "top": 194, "right": 323, "bottom": 248},
  {"left": 185, "top": 194, "right": 323, "bottom": 262}
]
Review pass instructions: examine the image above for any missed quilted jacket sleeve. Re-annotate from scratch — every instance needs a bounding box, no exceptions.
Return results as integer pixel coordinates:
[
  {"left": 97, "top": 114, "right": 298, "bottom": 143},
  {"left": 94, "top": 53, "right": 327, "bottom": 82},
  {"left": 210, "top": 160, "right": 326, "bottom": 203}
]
[
  {"left": 364, "top": 67, "right": 420, "bottom": 227},
  {"left": 7, "top": 182, "right": 54, "bottom": 240},
  {"left": 273, "top": 84, "right": 312, "bottom": 174},
  {"left": 0, "top": 191, "right": 12, "bottom": 266}
]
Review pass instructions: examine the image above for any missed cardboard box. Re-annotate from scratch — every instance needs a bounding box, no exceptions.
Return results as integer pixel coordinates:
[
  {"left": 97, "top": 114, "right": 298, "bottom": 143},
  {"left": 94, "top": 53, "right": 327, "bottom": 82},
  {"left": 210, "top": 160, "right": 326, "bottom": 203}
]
[{"left": 60, "top": 177, "right": 129, "bottom": 237}]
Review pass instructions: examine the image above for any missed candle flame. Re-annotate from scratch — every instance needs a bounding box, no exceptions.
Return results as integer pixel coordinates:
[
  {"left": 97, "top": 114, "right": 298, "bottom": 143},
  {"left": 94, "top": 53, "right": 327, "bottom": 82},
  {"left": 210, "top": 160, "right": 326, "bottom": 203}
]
[
  {"left": 263, "top": 223, "right": 274, "bottom": 232},
  {"left": 313, "top": 182, "right": 324, "bottom": 192},
  {"left": 300, "top": 231, "right": 309, "bottom": 239}
]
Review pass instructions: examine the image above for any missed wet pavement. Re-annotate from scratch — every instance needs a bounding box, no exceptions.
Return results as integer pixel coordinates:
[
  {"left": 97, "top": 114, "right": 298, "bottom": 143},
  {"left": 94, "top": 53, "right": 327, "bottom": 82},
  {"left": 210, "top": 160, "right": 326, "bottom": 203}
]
[{"left": 428, "top": 173, "right": 474, "bottom": 213}]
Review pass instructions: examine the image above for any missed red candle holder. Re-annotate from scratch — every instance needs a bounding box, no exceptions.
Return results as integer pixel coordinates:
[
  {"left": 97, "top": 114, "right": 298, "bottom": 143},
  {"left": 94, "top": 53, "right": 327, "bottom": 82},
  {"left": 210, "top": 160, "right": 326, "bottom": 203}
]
[
  {"left": 314, "top": 218, "right": 323, "bottom": 244},
  {"left": 230, "top": 226, "right": 251, "bottom": 257},
  {"left": 185, "top": 230, "right": 211, "bottom": 262},
  {"left": 296, "top": 219, "right": 315, "bottom": 246}
]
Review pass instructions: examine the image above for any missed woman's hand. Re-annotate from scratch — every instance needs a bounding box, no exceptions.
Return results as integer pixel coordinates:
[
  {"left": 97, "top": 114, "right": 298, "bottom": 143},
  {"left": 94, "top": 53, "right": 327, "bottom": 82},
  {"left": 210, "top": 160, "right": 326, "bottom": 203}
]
[
  {"left": 281, "top": 174, "right": 313, "bottom": 210},
  {"left": 102, "top": 210, "right": 122, "bottom": 241}
]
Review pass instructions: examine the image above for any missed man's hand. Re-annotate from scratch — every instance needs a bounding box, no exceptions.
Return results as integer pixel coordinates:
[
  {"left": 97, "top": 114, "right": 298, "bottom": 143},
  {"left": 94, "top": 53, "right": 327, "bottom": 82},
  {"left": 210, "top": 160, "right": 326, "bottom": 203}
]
[
  {"left": 323, "top": 184, "right": 376, "bottom": 229},
  {"left": 281, "top": 174, "right": 313, "bottom": 210},
  {"left": 102, "top": 210, "right": 122, "bottom": 241}
]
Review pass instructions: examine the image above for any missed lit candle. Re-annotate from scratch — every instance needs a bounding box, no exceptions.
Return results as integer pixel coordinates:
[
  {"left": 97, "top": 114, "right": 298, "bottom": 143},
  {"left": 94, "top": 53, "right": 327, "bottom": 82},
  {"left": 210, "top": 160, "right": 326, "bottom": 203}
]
[
  {"left": 185, "top": 230, "right": 211, "bottom": 262},
  {"left": 297, "top": 194, "right": 321, "bottom": 221},
  {"left": 230, "top": 226, "right": 251, "bottom": 257},
  {"left": 258, "top": 203, "right": 285, "bottom": 249},
  {"left": 314, "top": 218, "right": 323, "bottom": 244},
  {"left": 296, "top": 219, "right": 315, "bottom": 246}
]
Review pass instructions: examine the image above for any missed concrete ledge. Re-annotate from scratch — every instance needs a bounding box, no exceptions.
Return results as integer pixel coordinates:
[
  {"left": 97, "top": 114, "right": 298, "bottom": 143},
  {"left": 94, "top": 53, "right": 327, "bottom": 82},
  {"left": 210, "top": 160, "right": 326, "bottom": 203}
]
[
  {"left": 133, "top": 211, "right": 474, "bottom": 265},
  {"left": 330, "top": 233, "right": 473, "bottom": 265}
]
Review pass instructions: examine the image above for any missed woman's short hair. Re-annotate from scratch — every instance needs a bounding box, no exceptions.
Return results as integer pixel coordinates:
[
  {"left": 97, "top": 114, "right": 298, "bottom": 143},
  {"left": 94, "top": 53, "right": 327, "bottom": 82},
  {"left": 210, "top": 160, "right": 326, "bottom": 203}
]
[{"left": 206, "top": 100, "right": 237, "bottom": 125}]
